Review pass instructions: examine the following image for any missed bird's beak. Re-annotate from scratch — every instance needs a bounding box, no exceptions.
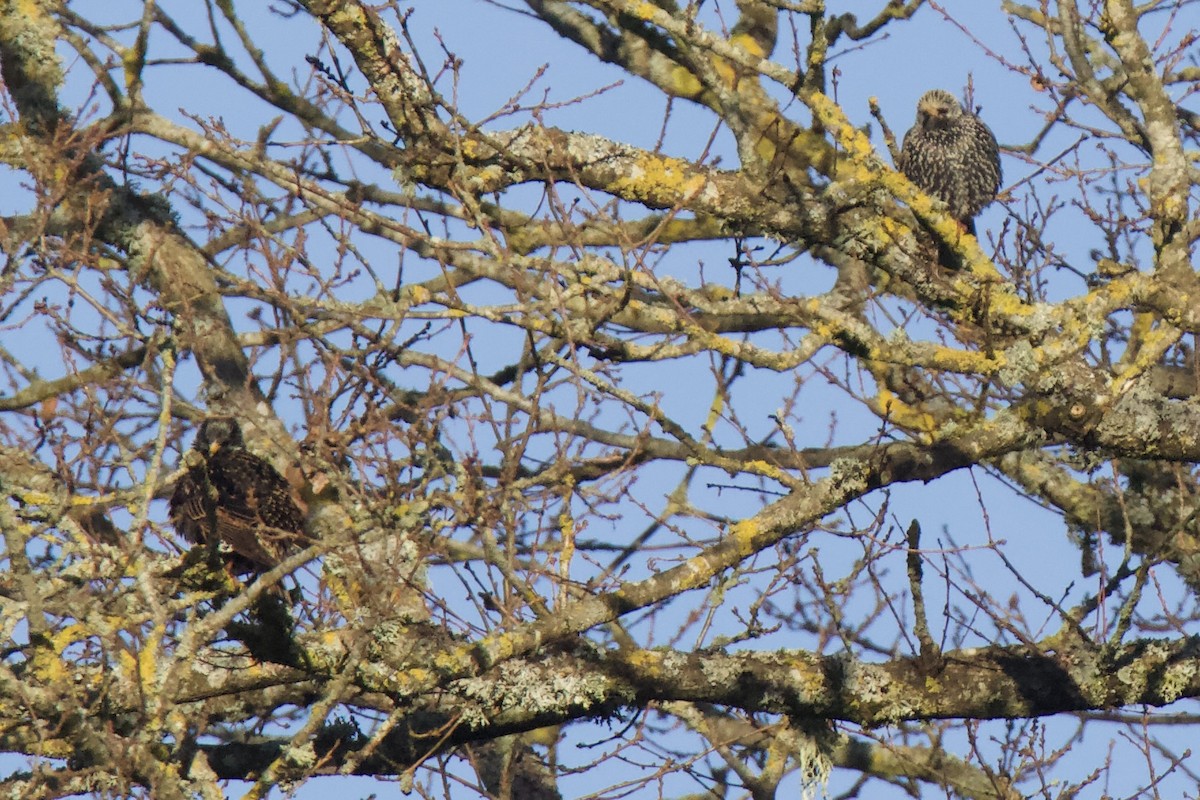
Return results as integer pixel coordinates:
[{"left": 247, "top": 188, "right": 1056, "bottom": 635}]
[{"left": 208, "top": 441, "right": 223, "bottom": 456}]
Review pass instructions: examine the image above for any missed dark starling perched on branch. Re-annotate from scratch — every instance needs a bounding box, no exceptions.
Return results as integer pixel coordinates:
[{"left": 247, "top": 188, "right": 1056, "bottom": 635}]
[
  {"left": 170, "top": 418, "right": 311, "bottom": 577},
  {"left": 898, "top": 89, "right": 1002, "bottom": 235}
]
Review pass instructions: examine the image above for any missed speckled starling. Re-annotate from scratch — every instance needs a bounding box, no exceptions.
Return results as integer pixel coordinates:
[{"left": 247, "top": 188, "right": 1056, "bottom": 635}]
[
  {"left": 170, "top": 418, "right": 311, "bottom": 575},
  {"left": 898, "top": 89, "right": 1002, "bottom": 234}
]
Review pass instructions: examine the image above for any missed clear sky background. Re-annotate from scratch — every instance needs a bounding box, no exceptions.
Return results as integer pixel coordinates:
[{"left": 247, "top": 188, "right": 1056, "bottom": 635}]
[{"left": 5, "top": 1, "right": 1195, "bottom": 797}]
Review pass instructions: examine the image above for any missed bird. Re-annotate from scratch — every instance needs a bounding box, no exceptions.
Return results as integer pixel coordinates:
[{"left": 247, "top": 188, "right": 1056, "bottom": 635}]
[
  {"left": 898, "top": 89, "right": 1002, "bottom": 236},
  {"left": 169, "top": 417, "right": 312, "bottom": 577}
]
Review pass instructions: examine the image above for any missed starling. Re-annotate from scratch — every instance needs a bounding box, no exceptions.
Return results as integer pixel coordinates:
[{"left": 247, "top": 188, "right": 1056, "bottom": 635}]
[
  {"left": 170, "top": 418, "right": 312, "bottom": 576},
  {"left": 898, "top": 89, "right": 1002, "bottom": 235}
]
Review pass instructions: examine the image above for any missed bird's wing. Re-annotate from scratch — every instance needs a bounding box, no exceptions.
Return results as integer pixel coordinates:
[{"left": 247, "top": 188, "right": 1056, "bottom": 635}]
[
  {"left": 169, "top": 465, "right": 215, "bottom": 545},
  {"left": 207, "top": 449, "right": 311, "bottom": 569},
  {"left": 212, "top": 510, "right": 289, "bottom": 570}
]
